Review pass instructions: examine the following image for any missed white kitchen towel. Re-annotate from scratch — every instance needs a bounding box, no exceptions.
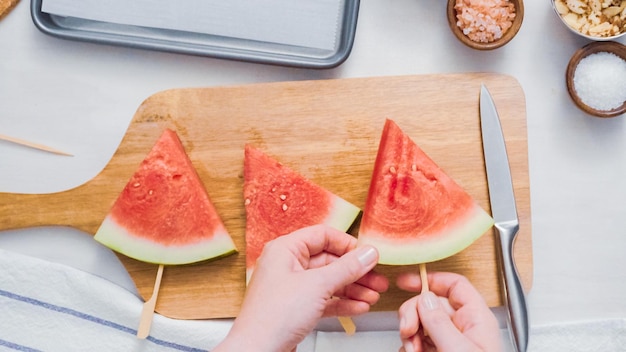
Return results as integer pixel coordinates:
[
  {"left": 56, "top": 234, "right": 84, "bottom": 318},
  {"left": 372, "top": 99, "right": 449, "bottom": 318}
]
[
  {"left": 3, "top": 245, "right": 625, "bottom": 352},
  {"left": 0, "top": 248, "right": 315, "bottom": 352}
]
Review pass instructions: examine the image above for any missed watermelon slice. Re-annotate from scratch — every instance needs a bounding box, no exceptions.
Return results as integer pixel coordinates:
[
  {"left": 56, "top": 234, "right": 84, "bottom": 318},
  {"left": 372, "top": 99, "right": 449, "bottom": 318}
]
[
  {"left": 357, "top": 119, "right": 494, "bottom": 265},
  {"left": 94, "top": 129, "right": 237, "bottom": 265},
  {"left": 243, "top": 145, "right": 361, "bottom": 280}
]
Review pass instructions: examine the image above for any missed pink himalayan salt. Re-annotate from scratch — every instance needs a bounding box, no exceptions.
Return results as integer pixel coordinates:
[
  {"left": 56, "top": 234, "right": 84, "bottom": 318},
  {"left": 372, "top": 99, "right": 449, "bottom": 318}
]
[{"left": 455, "top": 0, "right": 516, "bottom": 43}]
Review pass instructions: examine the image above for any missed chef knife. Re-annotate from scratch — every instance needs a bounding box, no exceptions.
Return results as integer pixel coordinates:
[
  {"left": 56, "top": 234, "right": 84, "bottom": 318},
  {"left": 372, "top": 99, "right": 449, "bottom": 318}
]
[{"left": 479, "top": 84, "right": 529, "bottom": 352}]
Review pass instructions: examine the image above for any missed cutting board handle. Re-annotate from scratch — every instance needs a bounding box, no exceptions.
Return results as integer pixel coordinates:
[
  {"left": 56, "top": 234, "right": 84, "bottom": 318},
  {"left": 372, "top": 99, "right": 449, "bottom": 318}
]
[{"left": 0, "top": 181, "right": 116, "bottom": 235}]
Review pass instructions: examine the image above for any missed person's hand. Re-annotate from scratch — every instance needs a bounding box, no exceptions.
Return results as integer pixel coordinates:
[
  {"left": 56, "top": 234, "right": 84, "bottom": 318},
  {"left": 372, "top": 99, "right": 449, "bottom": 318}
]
[
  {"left": 214, "top": 224, "right": 389, "bottom": 352},
  {"left": 397, "top": 272, "right": 502, "bottom": 352}
]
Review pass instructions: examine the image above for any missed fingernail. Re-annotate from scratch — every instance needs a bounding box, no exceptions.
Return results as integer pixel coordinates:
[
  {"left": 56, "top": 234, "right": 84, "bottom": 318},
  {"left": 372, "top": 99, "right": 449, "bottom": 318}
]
[
  {"left": 421, "top": 291, "right": 439, "bottom": 311},
  {"left": 357, "top": 246, "right": 378, "bottom": 266}
]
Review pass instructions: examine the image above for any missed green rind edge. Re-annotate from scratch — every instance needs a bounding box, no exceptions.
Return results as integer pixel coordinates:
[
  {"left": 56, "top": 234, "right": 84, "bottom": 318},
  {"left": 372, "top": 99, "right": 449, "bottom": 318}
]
[
  {"left": 324, "top": 195, "right": 362, "bottom": 235},
  {"left": 94, "top": 216, "right": 238, "bottom": 265},
  {"left": 357, "top": 204, "right": 494, "bottom": 265}
]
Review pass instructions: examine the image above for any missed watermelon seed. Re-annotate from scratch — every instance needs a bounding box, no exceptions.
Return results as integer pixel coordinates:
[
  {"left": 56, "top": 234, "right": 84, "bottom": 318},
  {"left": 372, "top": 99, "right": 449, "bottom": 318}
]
[
  {"left": 244, "top": 198, "right": 251, "bottom": 206},
  {"left": 282, "top": 203, "right": 288, "bottom": 211},
  {"left": 389, "top": 166, "right": 397, "bottom": 174},
  {"left": 279, "top": 194, "right": 287, "bottom": 201},
  {"left": 411, "top": 164, "right": 417, "bottom": 172},
  {"left": 133, "top": 182, "right": 141, "bottom": 187}
]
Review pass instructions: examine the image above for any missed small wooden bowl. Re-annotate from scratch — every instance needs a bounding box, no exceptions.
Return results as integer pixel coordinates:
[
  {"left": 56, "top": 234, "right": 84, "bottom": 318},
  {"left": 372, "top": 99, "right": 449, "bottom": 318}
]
[
  {"left": 566, "top": 41, "right": 626, "bottom": 118},
  {"left": 447, "top": 0, "right": 524, "bottom": 50}
]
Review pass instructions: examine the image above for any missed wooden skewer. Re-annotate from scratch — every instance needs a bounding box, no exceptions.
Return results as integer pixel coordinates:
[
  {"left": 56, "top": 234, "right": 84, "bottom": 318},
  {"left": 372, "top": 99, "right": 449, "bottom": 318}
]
[
  {"left": 0, "top": 133, "right": 73, "bottom": 156},
  {"left": 137, "top": 264, "right": 164, "bottom": 339}
]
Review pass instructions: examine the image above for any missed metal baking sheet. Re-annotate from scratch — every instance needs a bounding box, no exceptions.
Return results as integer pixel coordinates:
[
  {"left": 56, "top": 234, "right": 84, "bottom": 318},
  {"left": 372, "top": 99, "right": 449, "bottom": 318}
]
[{"left": 30, "top": 0, "right": 359, "bottom": 69}]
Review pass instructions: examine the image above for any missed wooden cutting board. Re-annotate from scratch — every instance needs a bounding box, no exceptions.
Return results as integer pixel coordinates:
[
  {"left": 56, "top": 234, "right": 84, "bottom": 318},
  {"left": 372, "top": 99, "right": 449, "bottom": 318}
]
[{"left": 0, "top": 73, "right": 532, "bottom": 320}]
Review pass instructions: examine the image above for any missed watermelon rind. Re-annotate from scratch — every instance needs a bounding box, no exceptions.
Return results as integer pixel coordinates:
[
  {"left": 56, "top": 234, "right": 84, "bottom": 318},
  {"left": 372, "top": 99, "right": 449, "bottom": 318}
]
[
  {"left": 322, "top": 197, "right": 361, "bottom": 235},
  {"left": 358, "top": 204, "right": 494, "bottom": 265},
  {"left": 95, "top": 216, "right": 237, "bottom": 265}
]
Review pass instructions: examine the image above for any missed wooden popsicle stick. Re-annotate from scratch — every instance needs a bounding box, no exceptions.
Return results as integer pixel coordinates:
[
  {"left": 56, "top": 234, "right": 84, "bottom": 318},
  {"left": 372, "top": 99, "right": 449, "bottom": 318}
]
[
  {"left": 137, "top": 264, "right": 164, "bottom": 339},
  {"left": 337, "top": 316, "right": 356, "bottom": 335},
  {"left": 331, "top": 295, "right": 356, "bottom": 335},
  {"left": 419, "top": 263, "right": 429, "bottom": 293},
  {"left": 0, "top": 133, "right": 73, "bottom": 156},
  {"left": 419, "top": 263, "right": 429, "bottom": 337}
]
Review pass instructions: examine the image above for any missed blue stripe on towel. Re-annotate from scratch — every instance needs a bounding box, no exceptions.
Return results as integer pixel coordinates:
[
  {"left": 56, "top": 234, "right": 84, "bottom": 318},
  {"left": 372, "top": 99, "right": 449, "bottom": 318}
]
[
  {"left": 0, "top": 289, "right": 208, "bottom": 352},
  {"left": 0, "top": 338, "right": 42, "bottom": 352}
]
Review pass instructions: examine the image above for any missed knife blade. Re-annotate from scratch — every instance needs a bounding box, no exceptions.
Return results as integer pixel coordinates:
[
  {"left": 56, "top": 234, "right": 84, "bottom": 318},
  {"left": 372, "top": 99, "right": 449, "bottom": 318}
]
[{"left": 480, "top": 84, "right": 529, "bottom": 352}]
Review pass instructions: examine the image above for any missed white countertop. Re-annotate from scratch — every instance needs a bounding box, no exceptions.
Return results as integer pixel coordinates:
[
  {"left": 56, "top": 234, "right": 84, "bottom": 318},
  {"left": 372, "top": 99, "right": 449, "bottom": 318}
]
[{"left": 2, "top": 0, "right": 626, "bottom": 337}]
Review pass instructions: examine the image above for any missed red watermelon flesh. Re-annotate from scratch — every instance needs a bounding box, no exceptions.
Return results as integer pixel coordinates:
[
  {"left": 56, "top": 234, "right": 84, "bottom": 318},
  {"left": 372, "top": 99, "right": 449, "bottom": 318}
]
[
  {"left": 94, "top": 129, "right": 237, "bottom": 265},
  {"left": 244, "top": 145, "right": 361, "bottom": 280},
  {"left": 357, "top": 119, "right": 494, "bottom": 265}
]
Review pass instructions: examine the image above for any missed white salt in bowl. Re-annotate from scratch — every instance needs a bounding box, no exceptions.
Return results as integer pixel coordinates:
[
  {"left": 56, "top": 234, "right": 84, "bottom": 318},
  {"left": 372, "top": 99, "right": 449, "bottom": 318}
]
[
  {"left": 447, "top": 0, "right": 524, "bottom": 50},
  {"left": 566, "top": 41, "right": 626, "bottom": 118},
  {"left": 551, "top": 0, "right": 626, "bottom": 41}
]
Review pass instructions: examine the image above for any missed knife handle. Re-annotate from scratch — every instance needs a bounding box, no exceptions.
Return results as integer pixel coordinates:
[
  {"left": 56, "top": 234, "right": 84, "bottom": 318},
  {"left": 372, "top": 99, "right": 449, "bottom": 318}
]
[{"left": 495, "top": 222, "right": 528, "bottom": 352}]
